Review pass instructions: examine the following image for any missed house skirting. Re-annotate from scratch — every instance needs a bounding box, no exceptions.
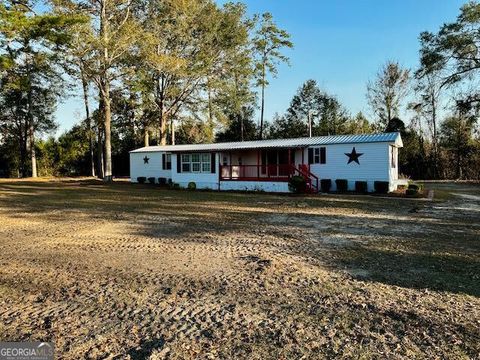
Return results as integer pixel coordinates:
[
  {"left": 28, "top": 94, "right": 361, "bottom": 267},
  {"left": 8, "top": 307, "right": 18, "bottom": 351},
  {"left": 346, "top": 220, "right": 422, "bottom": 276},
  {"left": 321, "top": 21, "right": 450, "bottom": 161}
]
[{"left": 219, "top": 181, "right": 289, "bottom": 193}]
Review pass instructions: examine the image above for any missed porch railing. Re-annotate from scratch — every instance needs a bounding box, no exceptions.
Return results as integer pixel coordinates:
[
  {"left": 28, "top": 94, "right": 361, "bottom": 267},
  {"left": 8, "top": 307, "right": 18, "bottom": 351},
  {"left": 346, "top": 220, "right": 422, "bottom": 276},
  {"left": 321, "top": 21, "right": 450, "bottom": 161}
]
[
  {"left": 219, "top": 164, "right": 319, "bottom": 193},
  {"left": 220, "top": 164, "right": 293, "bottom": 181}
]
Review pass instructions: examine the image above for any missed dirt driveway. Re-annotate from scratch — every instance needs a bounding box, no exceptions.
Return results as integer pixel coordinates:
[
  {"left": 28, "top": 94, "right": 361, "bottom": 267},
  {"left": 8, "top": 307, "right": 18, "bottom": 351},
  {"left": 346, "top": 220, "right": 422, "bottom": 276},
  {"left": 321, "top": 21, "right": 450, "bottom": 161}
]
[{"left": 0, "top": 179, "right": 479, "bottom": 359}]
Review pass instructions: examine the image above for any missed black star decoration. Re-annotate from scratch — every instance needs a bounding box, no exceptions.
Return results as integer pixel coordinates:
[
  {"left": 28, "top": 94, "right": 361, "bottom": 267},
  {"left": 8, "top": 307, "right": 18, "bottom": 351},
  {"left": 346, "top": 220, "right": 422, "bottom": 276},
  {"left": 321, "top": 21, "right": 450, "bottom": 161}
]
[
  {"left": 143, "top": 156, "right": 150, "bottom": 164},
  {"left": 345, "top": 147, "right": 363, "bottom": 164}
]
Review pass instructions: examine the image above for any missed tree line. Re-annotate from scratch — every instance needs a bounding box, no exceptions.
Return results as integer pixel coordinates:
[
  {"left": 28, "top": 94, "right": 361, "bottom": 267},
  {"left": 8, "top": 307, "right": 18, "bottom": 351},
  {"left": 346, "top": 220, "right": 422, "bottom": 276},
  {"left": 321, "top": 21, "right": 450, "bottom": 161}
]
[{"left": 0, "top": 0, "right": 479, "bottom": 180}]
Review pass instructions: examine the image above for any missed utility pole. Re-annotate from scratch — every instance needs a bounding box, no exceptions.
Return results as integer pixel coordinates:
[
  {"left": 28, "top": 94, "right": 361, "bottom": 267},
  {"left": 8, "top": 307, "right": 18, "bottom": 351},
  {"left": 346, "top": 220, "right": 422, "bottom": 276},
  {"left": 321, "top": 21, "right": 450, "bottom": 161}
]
[{"left": 307, "top": 110, "right": 318, "bottom": 137}]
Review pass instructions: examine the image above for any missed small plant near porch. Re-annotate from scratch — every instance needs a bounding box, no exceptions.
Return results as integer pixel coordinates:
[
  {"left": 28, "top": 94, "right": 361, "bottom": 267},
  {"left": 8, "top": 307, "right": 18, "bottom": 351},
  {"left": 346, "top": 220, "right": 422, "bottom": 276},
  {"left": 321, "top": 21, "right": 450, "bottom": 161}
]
[{"left": 288, "top": 175, "right": 307, "bottom": 193}]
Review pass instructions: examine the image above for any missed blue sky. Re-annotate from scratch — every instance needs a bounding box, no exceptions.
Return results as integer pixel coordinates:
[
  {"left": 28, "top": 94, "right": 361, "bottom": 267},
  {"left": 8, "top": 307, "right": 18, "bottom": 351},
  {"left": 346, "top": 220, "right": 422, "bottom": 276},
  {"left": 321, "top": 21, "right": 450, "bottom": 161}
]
[{"left": 55, "top": 0, "right": 465, "bottom": 134}]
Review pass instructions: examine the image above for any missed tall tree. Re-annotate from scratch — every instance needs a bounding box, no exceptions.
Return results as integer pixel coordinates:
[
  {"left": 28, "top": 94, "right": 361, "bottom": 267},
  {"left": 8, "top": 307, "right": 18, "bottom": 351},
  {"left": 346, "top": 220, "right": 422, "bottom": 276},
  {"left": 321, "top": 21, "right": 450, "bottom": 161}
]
[
  {"left": 267, "top": 113, "right": 306, "bottom": 139},
  {"left": 55, "top": 0, "right": 141, "bottom": 181},
  {"left": 344, "top": 112, "right": 373, "bottom": 134},
  {"left": 409, "top": 71, "right": 443, "bottom": 178},
  {"left": 63, "top": 18, "right": 97, "bottom": 177},
  {"left": 253, "top": 12, "right": 292, "bottom": 139},
  {"left": 209, "top": 2, "right": 256, "bottom": 142},
  {"left": 367, "top": 61, "right": 410, "bottom": 129},
  {"left": 135, "top": 0, "right": 252, "bottom": 146},
  {"left": 440, "top": 111, "right": 477, "bottom": 179},
  {"left": 0, "top": 0, "right": 78, "bottom": 177},
  {"left": 216, "top": 106, "right": 257, "bottom": 142},
  {"left": 417, "top": 1, "right": 480, "bottom": 179},
  {"left": 269, "top": 79, "right": 350, "bottom": 139},
  {"left": 419, "top": 1, "right": 480, "bottom": 105}
]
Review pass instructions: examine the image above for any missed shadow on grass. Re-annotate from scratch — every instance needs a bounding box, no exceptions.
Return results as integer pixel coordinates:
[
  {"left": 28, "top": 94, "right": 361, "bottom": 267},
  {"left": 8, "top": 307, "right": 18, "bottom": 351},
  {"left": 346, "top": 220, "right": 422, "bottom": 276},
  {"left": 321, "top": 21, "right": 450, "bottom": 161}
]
[{"left": 333, "top": 245, "right": 480, "bottom": 297}]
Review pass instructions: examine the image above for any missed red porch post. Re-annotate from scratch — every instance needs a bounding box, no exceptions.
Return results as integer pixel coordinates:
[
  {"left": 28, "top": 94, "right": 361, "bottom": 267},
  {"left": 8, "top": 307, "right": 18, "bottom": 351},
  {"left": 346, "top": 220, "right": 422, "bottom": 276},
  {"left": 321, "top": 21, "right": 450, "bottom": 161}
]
[
  {"left": 302, "top": 147, "right": 305, "bottom": 165},
  {"left": 287, "top": 148, "right": 291, "bottom": 177},
  {"left": 257, "top": 150, "right": 260, "bottom": 179},
  {"left": 229, "top": 151, "right": 232, "bottom": 180}
]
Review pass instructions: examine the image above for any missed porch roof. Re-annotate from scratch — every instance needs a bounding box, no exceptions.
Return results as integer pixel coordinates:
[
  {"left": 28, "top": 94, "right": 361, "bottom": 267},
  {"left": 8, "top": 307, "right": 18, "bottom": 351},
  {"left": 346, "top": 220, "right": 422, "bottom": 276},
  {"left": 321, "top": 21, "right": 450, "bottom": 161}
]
[{"left": 130, "top": 132, "right": 402, "bottom": 153}]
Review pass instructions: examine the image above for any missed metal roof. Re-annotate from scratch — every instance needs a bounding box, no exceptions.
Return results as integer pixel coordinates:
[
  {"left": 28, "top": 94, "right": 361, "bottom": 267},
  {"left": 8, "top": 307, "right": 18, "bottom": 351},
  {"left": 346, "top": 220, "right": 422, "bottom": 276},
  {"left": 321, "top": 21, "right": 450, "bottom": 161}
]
[{"left": 130, "top": 132, "right": 402, "bottom": 153}]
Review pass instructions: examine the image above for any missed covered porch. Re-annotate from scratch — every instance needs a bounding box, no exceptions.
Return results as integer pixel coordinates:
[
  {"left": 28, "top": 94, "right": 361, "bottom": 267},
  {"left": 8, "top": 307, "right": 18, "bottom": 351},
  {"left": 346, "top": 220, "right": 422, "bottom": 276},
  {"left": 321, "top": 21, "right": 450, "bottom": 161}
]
[
  {"left": 219, "top": 148, "right": 300, "bottom": 180},
  {"left": 218, "top": 147, "right": 318, "bottom": 192}
]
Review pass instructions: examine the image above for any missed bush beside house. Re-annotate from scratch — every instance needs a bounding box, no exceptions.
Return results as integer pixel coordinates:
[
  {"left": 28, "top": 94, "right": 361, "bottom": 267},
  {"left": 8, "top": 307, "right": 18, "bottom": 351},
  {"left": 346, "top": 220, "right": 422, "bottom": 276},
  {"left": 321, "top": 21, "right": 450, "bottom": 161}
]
[
  {"left": 355, "top": 181, "right": 368, "bottom": 193},
  {"left": 289, "top": 175, "right": 307, "bottom": 193},
  {"left": 335, "top": 179, "right": 348, "bottom": 192},
  {"left": 320, "top": 179, "right": 331, "bottom": 193},
  {"left": 374, "top": 181, "right": 389, "bottom": 194}
]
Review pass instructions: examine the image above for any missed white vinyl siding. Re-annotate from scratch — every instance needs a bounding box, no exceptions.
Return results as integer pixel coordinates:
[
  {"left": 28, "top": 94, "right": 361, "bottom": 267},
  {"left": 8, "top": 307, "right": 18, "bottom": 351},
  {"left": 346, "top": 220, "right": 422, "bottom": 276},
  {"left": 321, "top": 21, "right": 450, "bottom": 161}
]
[
  {"left": 130, "top": 152, "right": 172, "bottom": 182},
  {"left": 309, "top": 142, "right": 390, "bottom": 192}
]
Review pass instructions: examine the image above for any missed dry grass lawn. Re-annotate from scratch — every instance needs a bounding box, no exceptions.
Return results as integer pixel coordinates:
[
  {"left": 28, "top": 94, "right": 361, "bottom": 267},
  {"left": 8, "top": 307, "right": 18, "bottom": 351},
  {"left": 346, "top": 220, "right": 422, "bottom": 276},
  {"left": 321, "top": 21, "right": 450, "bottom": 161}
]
[{"left": 0, "top": 179, "right": 479, "bottom": 359}]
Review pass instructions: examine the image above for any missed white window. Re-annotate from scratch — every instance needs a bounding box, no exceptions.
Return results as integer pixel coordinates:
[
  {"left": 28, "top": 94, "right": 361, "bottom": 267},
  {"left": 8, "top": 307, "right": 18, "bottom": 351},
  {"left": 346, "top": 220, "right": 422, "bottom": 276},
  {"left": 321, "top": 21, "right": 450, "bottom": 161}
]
[
  {"left": 182, "top": 163, "right": 191, "bottom": 172},
  {"left": 181, "top": 153, "right": 211, "bottom": 173},
  {"left": 181, "top": 154, "right": 191, "bottom": 172},
  {"left": 163, "top": 154, "right": 172, "bottom": 170},
  {"left": 192, "top": 154, "right": 200, "bottom": 172},
  {"left": 202, "top": 162, "right": 210, "bottom": 172}
]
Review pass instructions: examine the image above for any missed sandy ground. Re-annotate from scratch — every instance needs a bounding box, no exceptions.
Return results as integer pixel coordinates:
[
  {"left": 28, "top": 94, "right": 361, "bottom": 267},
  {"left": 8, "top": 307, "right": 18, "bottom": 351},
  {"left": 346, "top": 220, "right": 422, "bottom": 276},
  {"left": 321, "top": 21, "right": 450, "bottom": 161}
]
[{"left": 0, "top": 179, "right": 479, "bottom": 359}]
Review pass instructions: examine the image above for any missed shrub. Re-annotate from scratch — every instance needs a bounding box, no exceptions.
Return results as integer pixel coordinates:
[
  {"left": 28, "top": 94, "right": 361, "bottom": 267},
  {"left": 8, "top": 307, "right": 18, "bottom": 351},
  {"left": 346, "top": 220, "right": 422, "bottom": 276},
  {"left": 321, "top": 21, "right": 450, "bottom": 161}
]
[
  {"left": 408, "top": 182, "right": 424, "bottom": 192},
  {"left": 355, "top": 181, "right": 368, "bottom": 193},
  {"left": 406, "top": 188, "right": 418, "bottom": 196},
  {"left": 320, "top": 179, "right": 332, "bottom": 193},
  {"left": 158, "top": 177, "right": 167, "bottom": 186},
  {"left": 187, "top": 182, "right": 196, "bottom": 190},
  {"left": 374, "top": 181, "right": 389, "bottom": 194},
  {"left": 288, "top": 175, "right": 307, "bottom": 194},
  {"left": 335, "top": 179, "right": 348, "bottom": 192},
  {"left": 173, "top": 183, "right": 180, "bottom": 189},
  {"left": 167, "top": 178, "right": 173, "bottom": 186},
  {"left": 148, "top": 177, "right": 156, "bottom": 184},
  {"left": 137, "top": 177, "right": 146, "bottom": 184}
]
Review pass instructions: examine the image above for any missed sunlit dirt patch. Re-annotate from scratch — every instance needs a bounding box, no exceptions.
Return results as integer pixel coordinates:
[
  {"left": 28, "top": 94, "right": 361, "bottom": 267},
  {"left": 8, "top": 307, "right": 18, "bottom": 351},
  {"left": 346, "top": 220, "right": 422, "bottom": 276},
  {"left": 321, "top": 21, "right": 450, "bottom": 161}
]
[{"left": 0, "top": 179, "right": 479, "bottom": 359}]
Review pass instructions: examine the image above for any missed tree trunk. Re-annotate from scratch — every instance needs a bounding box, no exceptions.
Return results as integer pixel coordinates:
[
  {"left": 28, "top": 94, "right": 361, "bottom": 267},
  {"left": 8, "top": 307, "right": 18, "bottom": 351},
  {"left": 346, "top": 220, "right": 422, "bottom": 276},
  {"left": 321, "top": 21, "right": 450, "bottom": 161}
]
[
  {"left": 29, "top": 124, "right": 37, "bottom": 178},
  {"left": 97, "top": 129, "right": 104, "bottom": 179},
  {"left": 97, "top": 94, "right": 105, "bottom": 179},
  {"left": 103, "top": 82, "right": 113, "bottom": 182},
  {"left": 431, "top": 92, "right": 438, "bottom": 179},
  {"left": 259, "top": 63, "right": 266, "bottom": 139},
  {"left": 100, "top": 0, "right": 112, "bottom": 182},
  {"left": 455, "top": 117, "right": 462, "bottom": 179},
  {"left": 80, "top": 62, "right": 95, "bottom": 177},
  {"left": 144, "top": 128, "right": 149, "bottom": 147},
  {"left": 160, "top": 111, "right": 167, "bottom": 146},
  {"left": 171, "top": 118, "right": 175, "bottom": 145},
  {"left": 240, "top": 112, "right": 244, "bottom": 141},
  {"left": 26, "top": 62, "right": 36, "bottom": 178},
  {"left": 18, "top": 119, "right": 28, "bottom": 178}
]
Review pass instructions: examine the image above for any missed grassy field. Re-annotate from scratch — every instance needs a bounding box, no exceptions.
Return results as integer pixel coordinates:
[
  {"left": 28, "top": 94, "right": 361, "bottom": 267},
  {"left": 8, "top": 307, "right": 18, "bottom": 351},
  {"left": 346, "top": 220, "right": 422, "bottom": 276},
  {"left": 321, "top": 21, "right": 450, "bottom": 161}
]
[{"left": 0, "top": 179, "right": 479, "bottom": 359}]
